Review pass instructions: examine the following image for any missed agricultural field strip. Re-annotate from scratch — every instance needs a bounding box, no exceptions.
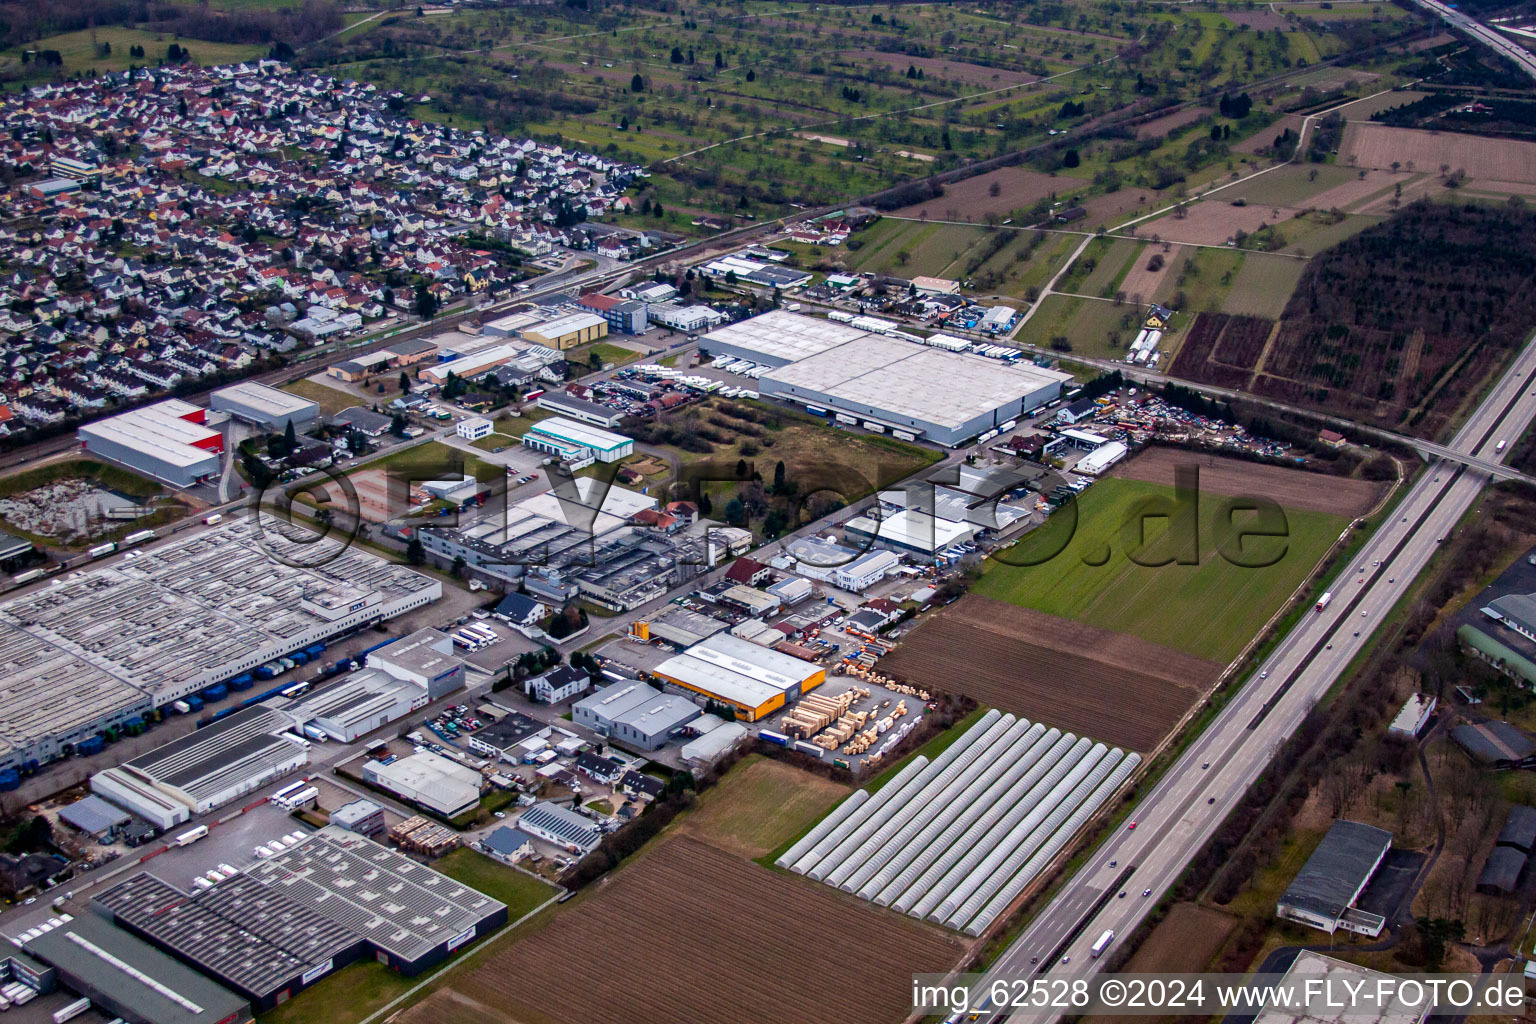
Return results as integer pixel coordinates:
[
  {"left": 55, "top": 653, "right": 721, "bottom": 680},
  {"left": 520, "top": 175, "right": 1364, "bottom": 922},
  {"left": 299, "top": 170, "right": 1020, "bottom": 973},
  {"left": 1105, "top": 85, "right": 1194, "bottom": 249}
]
[
  {"left": 881, "top": 598, "right": 1212, "bottom": 751},
  {"left": 778, "top": 710, "right": 1139, "bottom": 936},
  {"left": 416, "top": 836, "right": 960, "bottom": 1024}
]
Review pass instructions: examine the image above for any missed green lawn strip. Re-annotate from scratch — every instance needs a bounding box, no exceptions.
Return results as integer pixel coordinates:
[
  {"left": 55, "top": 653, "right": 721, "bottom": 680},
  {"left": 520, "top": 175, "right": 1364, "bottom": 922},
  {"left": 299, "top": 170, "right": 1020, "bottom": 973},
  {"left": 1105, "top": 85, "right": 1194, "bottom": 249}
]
[{"left": 973, "top": 477, "right": 1348, "bottom": 662}]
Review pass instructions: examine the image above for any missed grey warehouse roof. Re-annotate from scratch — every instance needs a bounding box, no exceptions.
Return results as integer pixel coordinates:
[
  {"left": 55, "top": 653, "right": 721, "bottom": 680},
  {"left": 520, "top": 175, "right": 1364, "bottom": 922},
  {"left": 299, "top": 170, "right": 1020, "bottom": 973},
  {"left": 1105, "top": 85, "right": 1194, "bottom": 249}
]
[
  {"left": 58, "top": 794, "right": 131, "bottom": 835},
  {"left": 94, "top": 872, "right": 360, "bottom": 1000},
  {"left": 1280, "top": 820, "right": 1391, "bottom": 923},
  {"left": 110, "top": 706, "right": 299, "bottom": 802},
  {"left": 1485, "top": 592, "right": 1536, "bottom": 635},
  {"left": 23, "top": 913, "right": 249, "bottom": 1024},
  {"left": 519, "top": 801, "right": 602, "bottom": 850},
  {"left": 246, "top": 825, "right": 505, "bottom": 962},
  {"left": 1478, "top": 846, "right": 1526, "bottom": 893},
  {"left": 1498, "top": 804, "right": 1536, "bottom": 853},
  {"left": 763, "top": 331, "right": 1072, "bottom": 433},
  {"left": 702, "top": 309, "right": 869, "bottom": 366}
]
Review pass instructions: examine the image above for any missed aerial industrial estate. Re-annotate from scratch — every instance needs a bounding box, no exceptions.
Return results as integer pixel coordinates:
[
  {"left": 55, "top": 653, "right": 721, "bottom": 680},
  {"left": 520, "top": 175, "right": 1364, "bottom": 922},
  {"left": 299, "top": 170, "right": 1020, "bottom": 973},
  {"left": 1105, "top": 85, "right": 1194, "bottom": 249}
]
[{"left": 3, "top": 0, "right": 1536, "bottom": 1022}]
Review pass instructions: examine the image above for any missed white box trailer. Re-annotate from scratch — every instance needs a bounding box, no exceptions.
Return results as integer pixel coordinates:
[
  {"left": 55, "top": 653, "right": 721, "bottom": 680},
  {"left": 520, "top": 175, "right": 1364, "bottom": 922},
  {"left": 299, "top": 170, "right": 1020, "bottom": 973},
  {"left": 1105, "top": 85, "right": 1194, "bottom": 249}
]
[{"left": 1091, "top": 929, "right": 1115, "bottom": 958}]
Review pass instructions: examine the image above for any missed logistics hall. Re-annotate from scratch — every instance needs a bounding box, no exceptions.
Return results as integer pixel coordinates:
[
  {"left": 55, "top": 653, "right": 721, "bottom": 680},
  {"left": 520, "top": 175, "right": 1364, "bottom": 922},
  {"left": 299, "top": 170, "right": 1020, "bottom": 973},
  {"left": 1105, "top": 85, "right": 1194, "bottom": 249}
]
[{"left": 700, "top": 311, "right": 1072, "bottom": 446}]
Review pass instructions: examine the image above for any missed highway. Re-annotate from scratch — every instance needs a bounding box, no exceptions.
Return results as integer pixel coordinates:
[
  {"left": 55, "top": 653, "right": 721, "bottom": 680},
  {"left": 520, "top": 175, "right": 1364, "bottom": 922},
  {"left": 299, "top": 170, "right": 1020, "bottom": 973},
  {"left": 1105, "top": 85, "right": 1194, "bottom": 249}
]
[
  {"left": 1407, "top": 0, "right": 1536, "bottom": 82},
  {"left": 954, "top": 331, "right": 1536, "bottom": 1023}
]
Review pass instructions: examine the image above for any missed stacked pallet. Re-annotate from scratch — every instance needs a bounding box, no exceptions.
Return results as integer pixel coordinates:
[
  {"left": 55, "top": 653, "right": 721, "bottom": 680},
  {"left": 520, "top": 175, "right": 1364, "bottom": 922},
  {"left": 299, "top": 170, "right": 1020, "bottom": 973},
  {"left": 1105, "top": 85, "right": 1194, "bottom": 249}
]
[
  {"left": 780, "top": 689, "right": 861, "bottom": 738},
  {"left": 388, "top": 816, "right": 461, "bottom": 856},
  {"left": 813, "top": 710, "right": 870, "bottom": 749}
]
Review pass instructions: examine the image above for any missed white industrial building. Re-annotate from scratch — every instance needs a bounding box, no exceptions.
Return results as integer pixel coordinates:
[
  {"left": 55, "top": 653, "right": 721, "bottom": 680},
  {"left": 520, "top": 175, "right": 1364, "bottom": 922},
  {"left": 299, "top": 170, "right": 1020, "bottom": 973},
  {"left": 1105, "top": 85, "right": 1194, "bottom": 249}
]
[
  {"left": 283, "top": 671, "right": 427, "bottom": 743},
  {"left": 91, "top": 707, "right": 308, "bottom": 830},
  {"left": 520, "top": 416, "right": 634, "bottom": 464},
  {"left": 209, "top": 381, "right": 319, "bottom": 431},
  {"left": 1074, "top": 440, "right": 1129, "bottom": 476},
  {"left": 1388, "top": 693, "right": 1436, "bottom": 738},
  {"left": 0, "top": 517, "right": 441, "bottom": 772},
  {"left": 701, "top": 312, "right": 1071, "bottom": 446},
  {"left": 647, "top": 303, "right": 724, "bottom": 332},
  {"left": 833, "top": 549, "right": 903, "bottom": 592},
  {"left": 843, "top": 510, "right": 975, "bottom": 560},
  {"left": 457, "top": 417, "right": 493, "bottom": 441},
  {"left": 77, "top": 399, "right": 223, "bottom": 487},
  {"left": 362, "top": 751, "right": 481, "bottom": 819},
  {"left": 651, "top": 633, "right": 825, "bottom": 721}
]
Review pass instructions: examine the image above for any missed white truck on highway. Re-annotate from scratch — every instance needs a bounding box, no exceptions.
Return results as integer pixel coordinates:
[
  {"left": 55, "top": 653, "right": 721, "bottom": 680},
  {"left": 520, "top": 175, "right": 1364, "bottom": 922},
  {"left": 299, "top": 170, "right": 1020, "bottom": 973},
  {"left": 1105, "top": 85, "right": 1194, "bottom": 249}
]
[
  {"left": 1091, "top": 929, "right": 1115, "bottom": 958},
  {"left": 1315, "top": 591, "right": 1332, "bottom": 612}
]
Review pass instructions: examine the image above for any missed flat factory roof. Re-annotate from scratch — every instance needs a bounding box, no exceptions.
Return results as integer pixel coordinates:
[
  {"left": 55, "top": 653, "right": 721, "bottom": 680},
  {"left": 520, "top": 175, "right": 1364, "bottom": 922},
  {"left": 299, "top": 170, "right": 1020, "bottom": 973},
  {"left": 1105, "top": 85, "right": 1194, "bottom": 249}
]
[
  {"left": 653, "top": 633, "right": 818, "bottom": 710},
  {"left": 765, "top": 330, "right": 1072, "bottom": 431},
  {"left": 702, "top": 309, "right": 869, "bottom": 365},
  {"left": 23, "top": 913, "right": 250, "bottom": 1024},
  {"left": 370, "top": 628, "right": 457, "bottom": 678},
  {"left": 104, "top": 706, "right": 302, "bottom": 804},
  {"left": 526, "top": 416, "right": 631, "bottom": 452},
  {"left": 78, "top": 401, "right": 222, "bottom": 469},
  {"left": 529, "top": 312, "right": 605, "bottom": 338},
  {"left": 247, "top": 825, "right": 505, "bottom": 963},
  {"left": 211, "top": 381, "right": 318, "bottom": 419},
  {"left": 1252, "top": 951, "right": 1429, "bottom": 1024},
  {"left": 0, "top": 517, "right": 438, "bottom": 763},
  {"left": 94, "top": 872, "right": 359, "bottom": 1000}
]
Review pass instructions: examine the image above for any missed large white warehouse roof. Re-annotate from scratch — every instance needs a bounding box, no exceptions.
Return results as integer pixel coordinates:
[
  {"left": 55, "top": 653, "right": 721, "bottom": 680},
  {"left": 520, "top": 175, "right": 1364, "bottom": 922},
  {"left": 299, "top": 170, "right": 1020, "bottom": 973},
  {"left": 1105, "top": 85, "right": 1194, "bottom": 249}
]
[
  {"left": 702, "top": 309, "right": 869, "bottom": 365},
  {"left": 765, "top": 333, "right": 1071, "bottom": 433}
]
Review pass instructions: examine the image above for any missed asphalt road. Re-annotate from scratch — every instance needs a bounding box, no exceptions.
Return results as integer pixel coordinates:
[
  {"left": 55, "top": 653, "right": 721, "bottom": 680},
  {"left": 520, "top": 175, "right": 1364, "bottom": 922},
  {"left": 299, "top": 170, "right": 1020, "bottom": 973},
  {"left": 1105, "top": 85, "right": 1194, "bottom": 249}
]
[{"left": 956, "top": 331, "right": 1536, "bottom": 1023}]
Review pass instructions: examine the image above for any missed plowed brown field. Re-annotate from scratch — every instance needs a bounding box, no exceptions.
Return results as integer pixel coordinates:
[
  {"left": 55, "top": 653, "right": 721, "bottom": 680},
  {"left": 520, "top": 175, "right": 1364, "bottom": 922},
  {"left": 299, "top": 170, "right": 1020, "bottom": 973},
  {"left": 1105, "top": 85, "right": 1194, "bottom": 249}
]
[
  {"left": 1108, "top": 448, "right": 1383, "bottom": 517},
  {"left": 880, "top": 597, "right": 1218, "bottom": 751},
  {"left": 399, "top": 837, "right": 964, "bottom": 1024}
]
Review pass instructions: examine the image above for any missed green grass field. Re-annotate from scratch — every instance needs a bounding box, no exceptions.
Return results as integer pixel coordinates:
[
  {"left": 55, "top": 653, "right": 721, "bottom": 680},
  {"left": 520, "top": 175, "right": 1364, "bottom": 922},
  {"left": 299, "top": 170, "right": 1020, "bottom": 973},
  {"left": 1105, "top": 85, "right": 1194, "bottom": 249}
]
[
  {"left": 281, "top": 378, "right": 364, "bottom": 417},
  {"left": 1015, "top": 294, "right": 1142, "bottom": 359},
  {"left": 4, "top": 28, "right": 263, "bottom": 78},
  {"left": 972, "top": 478, "right": 1347, "bottom": 661},
  {"left": 432, "top": 848, "right": 560, "bottom": 916},
  {"left": 258, "top": 962, "right": 415, "bottom": 1024},
  {"left": 1222, "top": 254, "right": 1306, "bottom": 319},
  {"left": 365, "top": 440, "right": 501, "bottom": 483},
  {"left": 847, "top": 220, "right": 989, "bottom": 278}
]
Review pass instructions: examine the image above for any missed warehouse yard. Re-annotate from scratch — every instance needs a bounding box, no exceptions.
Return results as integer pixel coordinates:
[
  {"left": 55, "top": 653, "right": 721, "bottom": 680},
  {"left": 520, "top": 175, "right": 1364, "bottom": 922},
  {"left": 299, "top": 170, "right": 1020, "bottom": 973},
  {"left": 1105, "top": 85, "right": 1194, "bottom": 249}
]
[
  {"left": 400, "top": 836, "right": 962, "bottom": 1024},
  {"left": 882, "top": 598, "right": 1214, "bottom": 751}
]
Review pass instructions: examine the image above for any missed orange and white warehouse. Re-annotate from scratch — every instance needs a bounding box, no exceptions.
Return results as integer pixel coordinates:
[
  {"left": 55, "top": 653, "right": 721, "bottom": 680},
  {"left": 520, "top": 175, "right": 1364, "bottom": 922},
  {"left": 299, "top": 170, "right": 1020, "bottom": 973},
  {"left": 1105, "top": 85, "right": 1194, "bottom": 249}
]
[{"left": 651, "top": 633, "right": 825, "bottom": 721}]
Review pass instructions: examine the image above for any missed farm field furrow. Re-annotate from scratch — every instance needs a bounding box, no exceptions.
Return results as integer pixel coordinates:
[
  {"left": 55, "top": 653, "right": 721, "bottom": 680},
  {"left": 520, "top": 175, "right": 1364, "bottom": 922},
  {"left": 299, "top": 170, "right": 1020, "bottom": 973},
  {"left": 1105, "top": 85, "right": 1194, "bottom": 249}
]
[
  {"left": 881, "top": 597, "right": 1214, "bottom": 752},
  {"left": 400, "top": 837, "right": 964, "bottom": 1024}
]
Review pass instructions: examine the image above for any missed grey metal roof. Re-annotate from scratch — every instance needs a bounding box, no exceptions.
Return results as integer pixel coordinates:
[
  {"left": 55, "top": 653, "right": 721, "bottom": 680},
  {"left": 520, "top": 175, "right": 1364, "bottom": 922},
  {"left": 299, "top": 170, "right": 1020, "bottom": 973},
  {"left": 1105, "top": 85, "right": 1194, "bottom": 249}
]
[
  {"left": 1497, "top": 805, "right": 1536, "bottom": 853},
  {"left": 93, "top": 872, "right": 360, "bottom": 1000},
  {"left": 1280, "top": 820, "right": 1391, "bottom": 923},
  {"left": 58, "top": 794, "right": 130, "bottom": 835},
  {"left": 246, "top": 825, "right": 505, "bottom": 963},
  {"left": 1451, "top": 721, "right": 1536, "bottom": 765},
  {"left": 518, "top": 801, "right": 601, "bottom": 850},
  {"left": 1478, "top": 845, "right": 1526, "bottom": 893},
  {"left": 120, "top": 706, "right": 299, "bottom": 800},
  {"left": 23, "top": 913, "right": 249, "bottom": 1024},
  {"left": 1485, "top": 592, "right": 1536, "bottom": 636}
]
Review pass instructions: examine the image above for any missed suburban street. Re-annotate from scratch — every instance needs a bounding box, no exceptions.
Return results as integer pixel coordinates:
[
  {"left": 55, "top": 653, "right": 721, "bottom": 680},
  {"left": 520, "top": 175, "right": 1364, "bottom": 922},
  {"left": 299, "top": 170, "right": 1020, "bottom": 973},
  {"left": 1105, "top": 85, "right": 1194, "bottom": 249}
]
[{"left": 957, "top": 331, "right": 1536, "bottom": 1023}]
